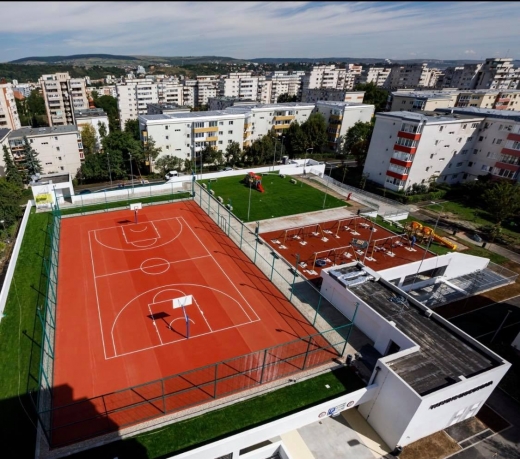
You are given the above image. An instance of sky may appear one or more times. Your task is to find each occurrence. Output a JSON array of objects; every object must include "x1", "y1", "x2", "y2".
[{"x1": 1, "y1": 1, "x2": 519, "y2": 62}]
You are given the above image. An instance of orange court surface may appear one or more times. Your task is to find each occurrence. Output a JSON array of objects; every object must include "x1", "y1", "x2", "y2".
[
  {"x1": 260, "y1": 216, "x2": 435, "y2": 280},
  {"x1": 53, "y1": 200, "x2": 335, "y2": 445}
]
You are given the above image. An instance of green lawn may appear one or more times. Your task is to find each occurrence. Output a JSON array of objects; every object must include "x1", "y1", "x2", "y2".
[
  {"x1": 69, "y1": 367, "x2": 365, "y2": 459},
  {"x1": 200, "y1": 174, "x2": 349, "y2": 222},
  {"x1": 0, "y1": 210, "x2": 50, "y2": 458}
]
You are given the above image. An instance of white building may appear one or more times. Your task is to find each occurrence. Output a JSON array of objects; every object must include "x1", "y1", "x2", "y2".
[
  {"x1": 314, "y1": 101, "x2": 375, "y2": 150},
  {"x1": 219, "y1": 73, "x2": 260, "y2": 100},
  {"x1": 0, "y1": 128, "x2": 11, "y2": 176},
  {"x1": 146, "y1": 103, "x2": 191, "y2": 115},
  {"x1": 267, "y1": 72, "x2": 304, "y2": 103},
  {"x1": 387, "y1": 64, "x2": 437, "y2": 89},
  {"x1": 0, "y1": 83, "x2": 21, "y2": 131},
  {"x1": 7, "y1": 126, "x2": 83, "y2": 177},
  {"x1": 358, "y1": 67, "x2": 392, "y2": 88},
  {"x1": 301, "y1": 88, "x2": 365, "y2": 104},
  {"x1": 363, "y1": 107, "x2": 520, "y2": 191},
  {"x1": 74, "y1": 108, "x2": 109, "y2": 152},
  {"x1": 389, "y1": 91, "x2": 459, "y2": 112},
  {"x1": 344, "y1": 64, "x2": 363, "y2": 90},
  {"x1": 116, "y1": 78, "x2": 159, "y2": 130},
  {"x1": 13, "y1": 83, "x2": 33, "y2": 99},
  {"x1": 475, "y1": 58, "x2": 520, "y2": 90},
  {"x1": 303, "y1": 65, "x2": 347, "y2": 90},
  {"x1": 39, "y1": 73, "x2": 89, "y2": 126}
]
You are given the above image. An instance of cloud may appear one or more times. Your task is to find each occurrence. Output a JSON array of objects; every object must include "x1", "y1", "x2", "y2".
[
  {"x1": 464, "y1": 50, "x2": 477, "y2": 55},
  {"x1": 0, "y1": 2, "x2": 519, "y2": 61}
]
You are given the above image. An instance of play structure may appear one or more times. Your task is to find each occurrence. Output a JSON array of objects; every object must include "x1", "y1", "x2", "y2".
[
  {"x1": 404, "y1": 221, "x2": 457, "y2": 250},
  {"x1": 244, "y1": 172, "x2": 264, "y2": 193}
]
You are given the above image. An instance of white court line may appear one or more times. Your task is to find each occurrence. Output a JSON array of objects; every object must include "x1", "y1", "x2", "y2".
[
  {"x1": 95, "y1": 255, "x2": 211, "y2": 279},
  {"x1": 180, "y1": 216, "x2": 261, "y2": 322},
  {"x1": 147, "y1": 303, "x2": 163, "y2": 345},
  {"x1": 130, "y1": 239, "x2": 158, "y2": 248},
  {"x1": 110, "y1": 283, "x2": 253, "y2": 358},
  {"x1": 128, "y1": 225, "x2": 150, "y2": 233},
  {"x1": 95, "y1": 217, "x2": 181, "y2": 232},
  {"x1": 195, "y1": 297, "x2": 213, "y2": 332},
  {"x1": 122, "y1": 222, "x2": 160, "y2": 243},
  {"x1": 88, "y1": 231, "x2": 108, "y2": 360},
  {"x1": 93, "y1": 218, "x2": 183, "y2": 252},
  {"x1": 106, "y1": 320, "x2": 259, "y2": 359}
]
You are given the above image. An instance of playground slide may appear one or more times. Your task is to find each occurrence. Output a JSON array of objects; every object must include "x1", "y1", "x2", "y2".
[
  {"x1": 432, "y1": 234, "x2": 457, "y2": 250},
  {"x1": 257, "y1": 184, "x2": 265, "y2": 193}
]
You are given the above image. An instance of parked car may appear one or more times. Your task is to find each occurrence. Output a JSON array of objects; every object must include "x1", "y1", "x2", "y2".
[
  {"x1": 218, "y1": 167, "x2": 233, "y2": 172},
  {"x1": 165, "y1": 171, "x2": 179, "y2": 180},
  {"x1": 469, "y1": 233, "x2": 483, "y2": 243}
]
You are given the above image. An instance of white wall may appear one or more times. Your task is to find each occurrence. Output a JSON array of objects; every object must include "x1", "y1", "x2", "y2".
[
  {"x1": 319, "y1": 267, "x2": 418, "y2": 355},
  {"x1": 358, "y1": 362, "x2": 422, "y2": 449},
  {"x1": 76, "y1": 115, "x2": 109, "y2": 150},
  {"x1": 169, "y1": 387, "x2": 373, "y2": 459},
  {"x1": 378, "y1": 252, "x2": 490, "y2": 288}
]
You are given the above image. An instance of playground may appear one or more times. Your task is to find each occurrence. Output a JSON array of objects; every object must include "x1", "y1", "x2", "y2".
[{"x1": 260, "y1": 216, "x2": 456, "y2": 279}]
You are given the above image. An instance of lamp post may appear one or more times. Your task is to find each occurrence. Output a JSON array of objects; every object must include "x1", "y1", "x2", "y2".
[
  {"x1": 129, "y1": 152, "x2": 134, "y2": 192},
  {"x1": 106, "y1": 151, "x2": 112, "y2": 186},
  {"x1": 411, "y1": 201, "x2": 444, "y2": 285},
  {"x1": 272, "y1": 139, "x2": 277, "y2": 172},
  {"x1": 322, "y1": 164, "x2": 332, "y2": 209}
]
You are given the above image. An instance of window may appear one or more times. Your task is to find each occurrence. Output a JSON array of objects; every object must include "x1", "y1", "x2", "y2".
[
  {"x1": 58, "y1": 156, "x2": 62, "y2": 160},
  {"x1": 229, "y1": 121, "x2": 233, "y2": 125},
  {"x1": 166, "y1": 145, "x2": 170, "y2": 149},
  {"x1": 462, "y1": 149, "x2": 468, "y2": 154},
  {"x1": 209, "y1": 121, "x2": 217, "y2": 127},
  {"x1": 45, "y1": 162, "x2": 52, "y2": 165},
  {"x1": 219, "y1": 121, "x2": 224, "y2": 125},
  {"x1": 444, "y1": 145, "x2": 450, "y2": 148},
  {"x1": 448, "y1": 163, "x2": 452, "y2": 168},
  {"x1": 468, "y1": 161, "x2": 473, "y2": 167},
  {"x1": 165, "y1": 126, "x2": 169, "y2": 130},
  {"x1": 54, "y1": 136, "x2": 58, "y2": 140},
  {"x1": 435, "y1": 140, "x2": 440, "y2": 145},
  {"x1": 165, "y1": 136, "x2": 169, "y2": 140},
  {"x1": 56, "y1": 146, "x2": 60, "y2": 151},
  {"x1": 439, "y1": 157, "x2": 445, "y2": 161},
  {"x1": 481, "y1": 165, "x2": 490, "y2": 171},
  {"x1": 496, "y1": 139, "x2": 502, "y2": 145},
  {"x1": 194, "y1": 122, "x2": 204, "y2": 128},
  {"x1": 175, "y1": 129, "x2": 181, "y2": 132},
  {"x1": 449, "y1": 131, "x2": 455, "y2": 135},
  {"x1": 426, "y1": 167, "x2": 430, "y2": 172},
  {"x1": 479, "y1": 136, "x2": 484, "y2": 141},
  {"x1": 462, "y1": 124, "x2": 467, "y2": 129},
  {"x1": 228, "y1": 130, "x2": 233, "y2": 134},
  {"x1": 186, "y1": 134, "x2": 190, "y2": 138},
  {"x1": 228, "y1": 140, "x2": 233, "y2": 144},
  {"x1": 218, "y1": 131, "x2": 223, "y2": 135},
  {"x1": 458, "y1": 138, "x2": 462, "y2": 143},
  {"x1": 468, "y1": 137, "x2": 473, "y2": 141},
  {"x1": 60, "y1": 166, "x2": 64, "y2": 171},
  {"x1": 473, "y1": 149, "x2": 478, "y2": 155},
  {"x1": 456, "y1": 162, "x2": 463, "y2": 167},
  {"x1": 30, "y1": 139, "x2": 34, "y2": 143},
  {"x1": 218, "y1": 140, "x2": 223, "y2": 145},
  {"x1": 439, "y1": 126, "x2": 444, "y2": 132},
  {"x1": 430, "y1": 154, "x2": 434, "y2": 159},
  {"x1": 471, "y1": 123, "x2": 479, "y2": 128}
]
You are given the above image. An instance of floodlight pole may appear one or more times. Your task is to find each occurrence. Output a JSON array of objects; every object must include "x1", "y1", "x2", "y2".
[
  {"x1": 129, "y1": 152, "x2": 134, "y2": 193},
  {"x1": 247, "y1": 179, "x2": 252, "y2": 221},
  {"x1": 411, "y1": 202, "x2": 444, "y2": 286},
  {"x1": 302, "y1": 147, "x2": 313, "y2": 187},
  {"x1": 322, "y1": 165, "x2": 332, "y2": 209},
  {"x1": 272, "y1": 140, "x2": 277, "y2": 172}
]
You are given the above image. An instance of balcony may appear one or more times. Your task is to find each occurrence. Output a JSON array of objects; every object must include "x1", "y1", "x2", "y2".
[
  {"x1": 206, "y1": 136, "x2": 218, "y2": 142},
  {"x1": 329, "y1": 114, "x2": 343, "y2": 121},
  {"x1": 274, "y1": 115, "x2": 295, "y2": 122},
  {"x1": 273, "y1": 123, "x2": 291, "y2": 130},
  {"x1": 194, "y1": 126, "x2": 218, "y2": 133},
  {"x1": 394, "y1": 144, "x2": 417, "y2": 154},
  {"x1": 386, "y1": 170, "x2": 408, "y2": 181},
  {"x1": 507, "y1": 132, "x2": 520, "y2": 142},
  {"x1": 500, "y1": 147, "x2": 520, "y2": 157},
  {"x1": 390, "y1": 157, "x2": 412, "y2": 168},
  {"x1": 244, "y1": 123, "x2": 252, "y2": 131},
  {"x1": 397, "y1": 130, "x2": 421, "y2": 141}
]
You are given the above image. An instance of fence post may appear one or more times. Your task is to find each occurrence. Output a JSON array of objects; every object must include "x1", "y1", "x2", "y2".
[
  {"x1": 227, "y1": 207, "x2": 231, "y2": 236},
  {"x1": 240, "y1": 223, "x2": 244, "y2": 250},
  {"x1": 104, "y1": 191, "x2": 108, "y2": 211},
  {"x1": 259, "y1": 349, "x2": 268, "y2": 384},
  {"x1": 302, "y1": 336, "x2": 313, "y2": 370},
  {"x1": 161, "y1": 379, "x2": 166, "y2": 413},
  {"x1": 213, "y1": 363, "x2": 219, "y2": 398},
  {"x1": 289, "y1": 254, "x2": 299, "y2": 302},
  {"x1": 270, "y1": 252, "x2": 278, "y2": 281}
]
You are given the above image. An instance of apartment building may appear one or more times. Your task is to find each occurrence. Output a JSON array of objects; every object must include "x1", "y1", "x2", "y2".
[
  {"x1": 116, "y1": 78, "x2": 159, "y2": 130},
  {"x1": 357, "y1": 67, "x2": 391, "y2": 87},
  {"x1": 138, "y1": 102, "x2": 315, "y2": 166},
  {"x1": 219, "y1": 73, "x2": 260, "y2": 100},
  {"x1": 196, "y1": 75, "x2": 219, "y2": 106},
  {"x1": 39, "y1": 73, "x2": 89, "y2": 126},
  {"x1": 86, "y1": 85, "x2": 117, "y2": 98},
  {"x1": 74, "y1": 108, "x2": 109, "y2": 151},
  {"x1": 183, "y1": 80, "x2": 197, "y2": 108},
  {"x1": 207, "y1": 97, "x2": 257, "y2": 111},
  {"x1": 387, "y1": 63, "x2": 437, "y2": 89},
  {"x1": 13, "y1": 83, "x2": 33, "y2": 99},
  {"x1": 363, "y1": 107, "x2": 520, "y2": 190},
  {"x1": 266, "y1": 72, "x2": 304, "y2": 103},
  {"x1": 301, "y1": 89, "x2": 365, "y2": 104},
  {"x1": 389, "y1": 91, "x2": 459, "y2": 112},
  {"x1": 0, "y1": 83, "x2": 21, "y2": 130},
  {"x1": 7, "y1": 126, "x2": 83, "y2": 177},
  {"x1": 303, "y1": 65, "x2": 346, "y2": 90},
  {"x1": 344, "y1": 64, "x2": 363, "y2": 90},
  {"x1": 314, "y1": 101, "x2": 375, "y2": 150},
  {"x1": 0, "y1": 128, "x2": 10, "y2": 175},
  {"x1": 475, "y1": 58, "x2": 520, "y2": 90}
]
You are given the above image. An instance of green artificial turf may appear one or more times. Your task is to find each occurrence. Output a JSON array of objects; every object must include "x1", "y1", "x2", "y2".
[
  {"x1": 69, "y1": 367, "x2": 365, "y2": 459},
  {"x1": 200, "y1": 174, "x2": 348, "y2": 222}
]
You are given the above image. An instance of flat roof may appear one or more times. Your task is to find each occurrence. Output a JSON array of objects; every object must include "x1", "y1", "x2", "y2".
[
  {"x1": 435, "y1": 107, "x2": 520, "y2": 122},
  {"x1": 391, "y1": 91, "x2": 457, "y2": 100},
  {"x1": 9, "y1": 125, "x2": 79, "y2": 138},
  {"x1": 31, "y1": 173, "x2": 71, "y2": 185},
  {"x1": 74, "y1": 108, "x2": 107, "y2": 118},
  {"x1": 316, "y1": 101, "x2": 372, "y2": 108},
  {"x1": 380, "y1": 110, "x2": 484, "y2": 123},
  {"x1": 0, "y1": 128, "x2": 11, "y2": 141},
  {"x1": 344, "y1": 272, "x2": 498, "y2": 395}
]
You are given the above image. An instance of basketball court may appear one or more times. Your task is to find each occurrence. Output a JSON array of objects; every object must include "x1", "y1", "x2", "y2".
[
  {"x1": 260, "y1": 216, "x2": 434, "y2": 279},
  {"x1": 53, "y1": 201, "x2": 333, "y2": 444}
]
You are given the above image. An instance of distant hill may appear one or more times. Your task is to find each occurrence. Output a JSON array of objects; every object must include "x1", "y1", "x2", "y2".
[{"x1": 9, "y1": 54, "x2": 249, "y2": 67}]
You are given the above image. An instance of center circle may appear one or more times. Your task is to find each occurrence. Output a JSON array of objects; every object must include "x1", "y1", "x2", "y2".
[{"x1": 140, "y1": 258, "x2": 170, "y2": 275}]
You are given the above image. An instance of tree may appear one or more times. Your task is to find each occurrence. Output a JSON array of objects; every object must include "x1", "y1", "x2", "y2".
[
  {"x1": 342, "y1": 120, "x2": 375, "y2": 167},
  {"x1": 98, "y1": 121, "x2": 108, "y2": 142},
  {"x1": 2, "y1": 145, "x2": 24, "y2": 188},
  {"x1": 155, "y1": 155, "x2": 183, "y2": 175},
  {"x1": 354, "y1": 82, "x2": 389, "y2": 112},
  {"x1": 482, "y1": 181, "x2": 520, "y2": 231},
  {"x1": 225, "y1": 141, "x2": 241, "y2": 165},
  {"x1": 0, "y1": 178, "x2": 23, "y2": 227},
  {"x1": 277, "y1": 93, "x2": 298, "y2": 103},
  {"x1": 285, "y1": 121, "x2": 308, "y2": 158},
  {"x1": 124, "y1": 119, "x2": 140, "y2": 141},
  {"x1": 92, "y1": 94, "x2": 119, "y2": 132},
  {"x1": 142, "y1": 136, "x2": 162, "y2": 173},
  {"x1": 301, "y1": 113, "x2": 328, "y2": 153},
  {"x1": 101, "y1": 130, "x2": 141, "y2": 177},
  {"x1": 80, "y1": 124, "x2": 98, "y2": 155},
  {"x1": 21, "y1": 136, "x2": 42, "y2": 181}
]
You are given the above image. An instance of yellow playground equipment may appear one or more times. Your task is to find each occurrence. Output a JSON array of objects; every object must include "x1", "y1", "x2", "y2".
[{"x1": 404, "y1": 221, "x2": 457, "y2": 250}]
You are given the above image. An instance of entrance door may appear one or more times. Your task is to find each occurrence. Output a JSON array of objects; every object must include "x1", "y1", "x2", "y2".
[{"x1": 386, "y1": 340, "x2": 401, "y2": 356}]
